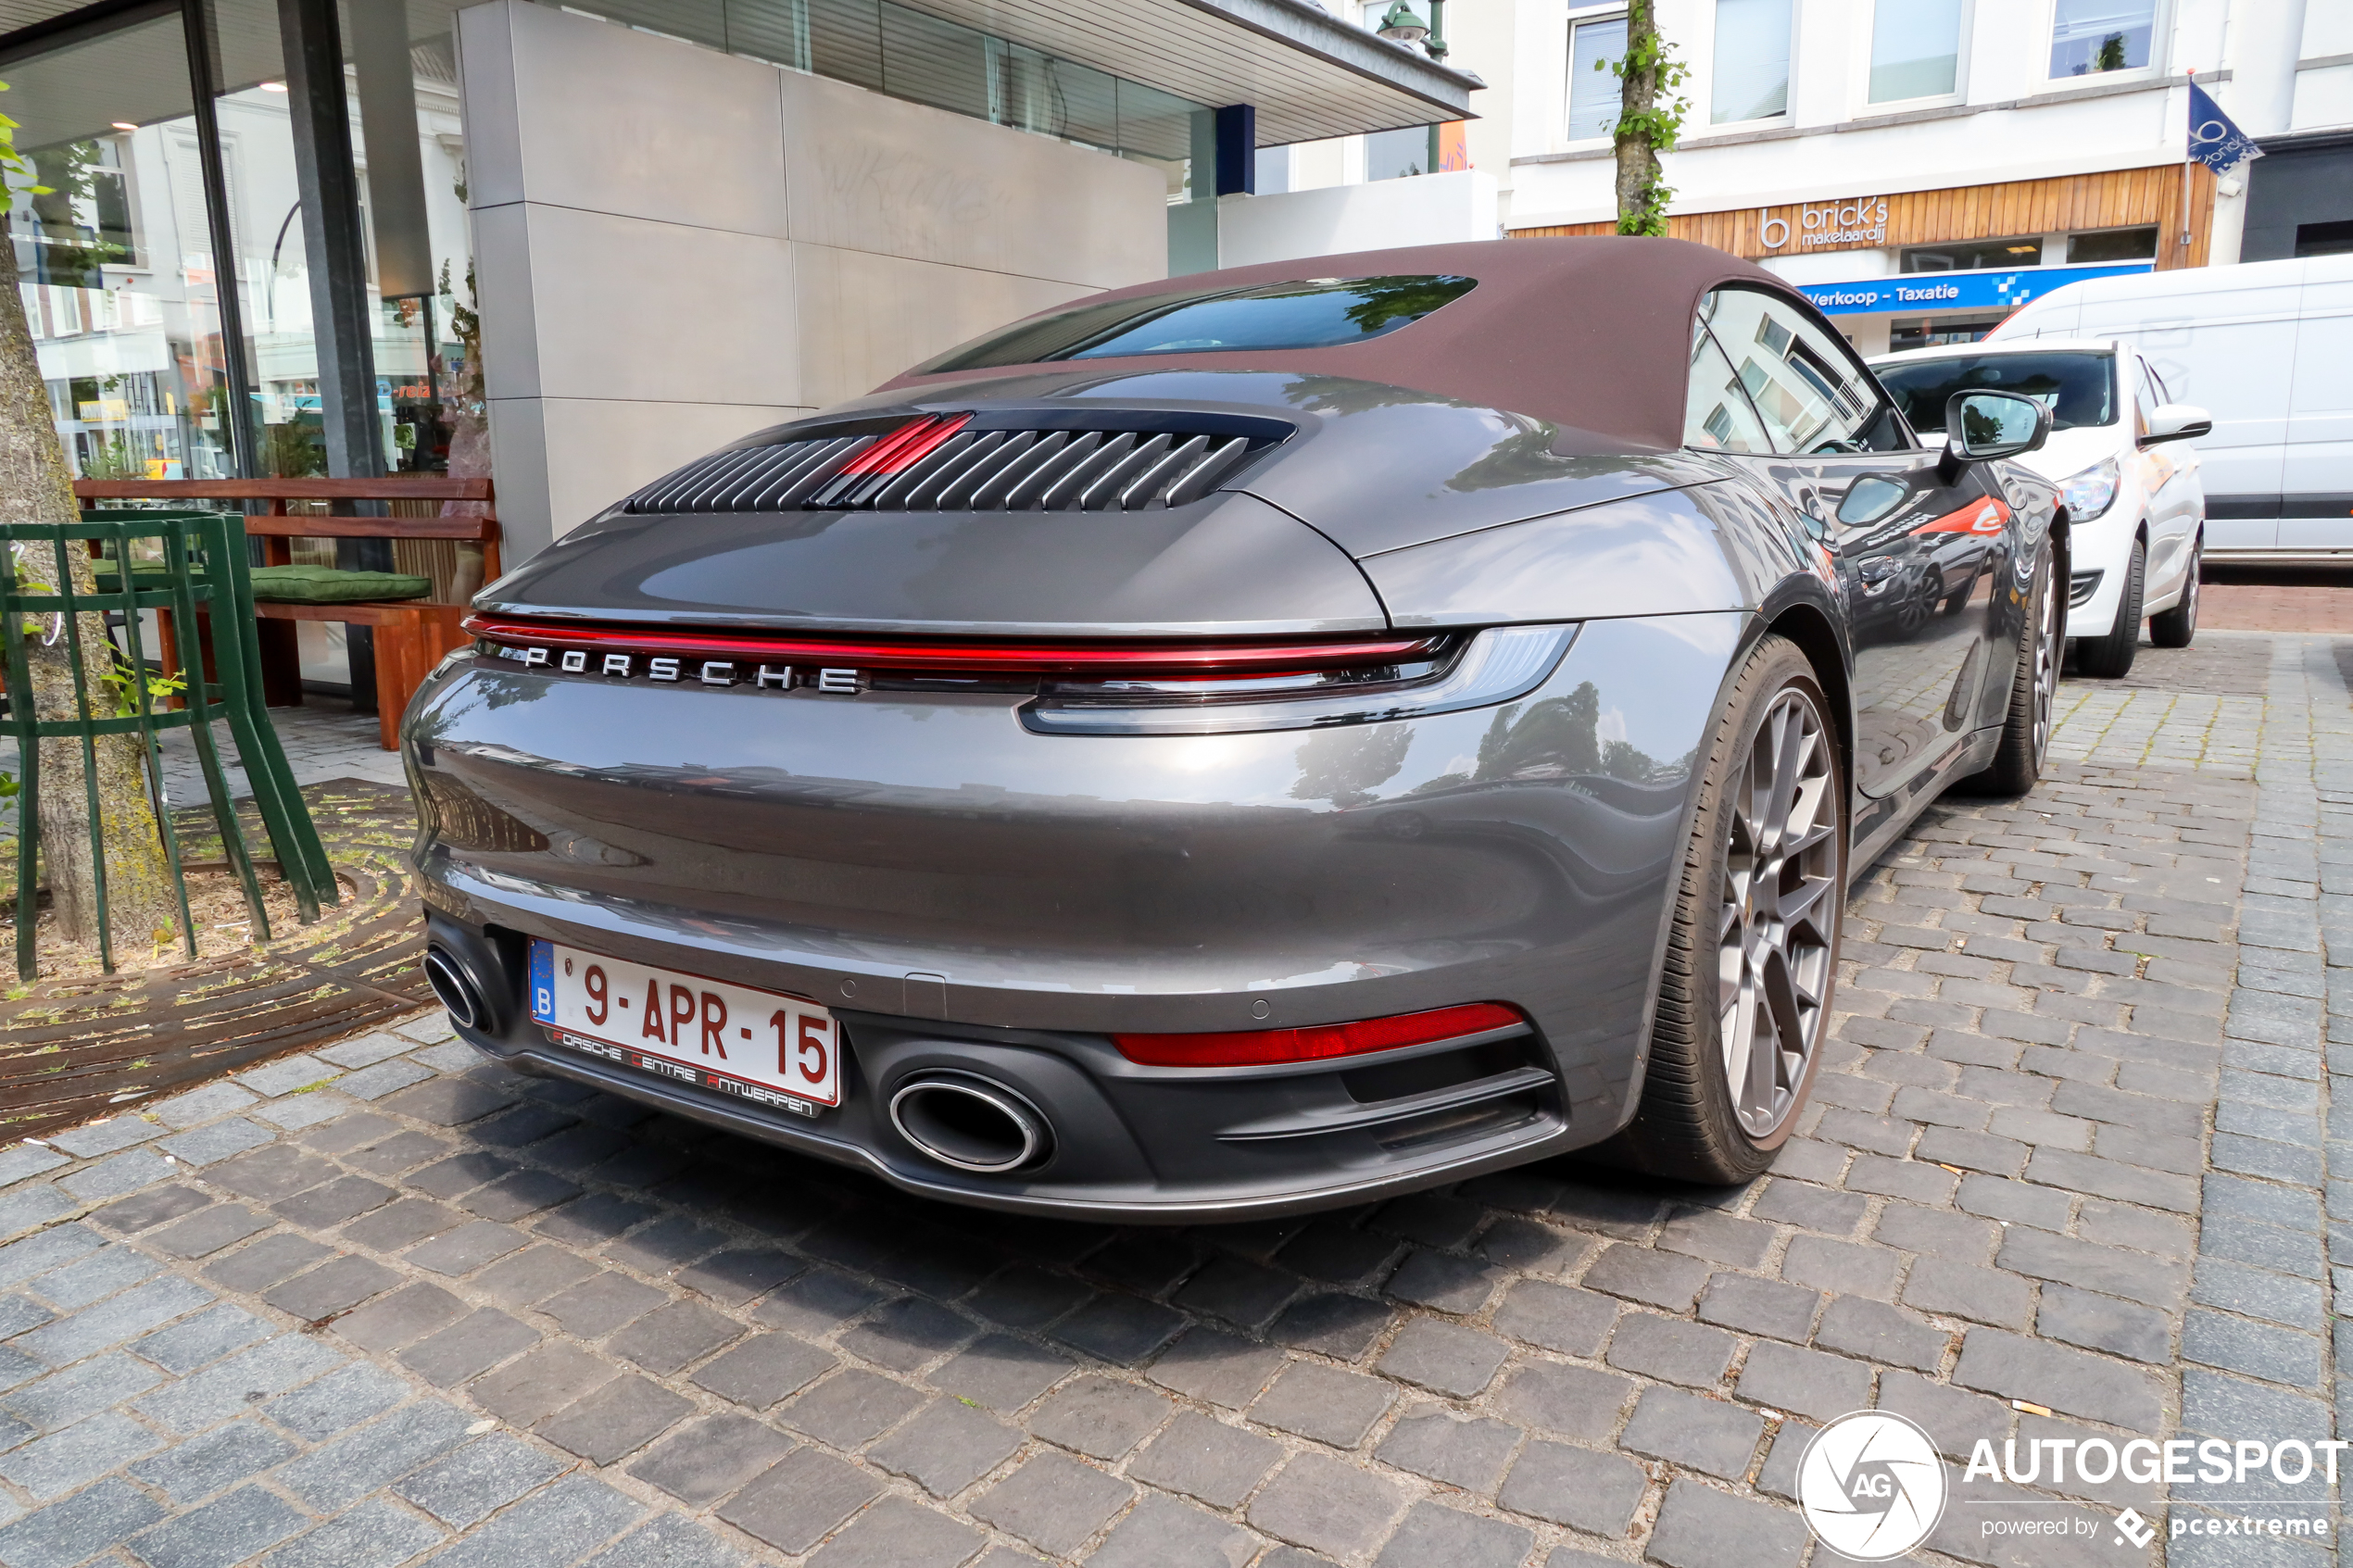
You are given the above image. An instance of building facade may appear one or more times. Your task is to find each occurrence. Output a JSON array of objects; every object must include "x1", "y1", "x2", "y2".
[{"x1": 1409, "y1": 0, "x2": 2353, "y2": 354}]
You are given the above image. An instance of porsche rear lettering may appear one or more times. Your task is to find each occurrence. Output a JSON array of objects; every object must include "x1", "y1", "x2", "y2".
[{"x1": 497, "y1": 643, "x2": 849, "y2": 693}]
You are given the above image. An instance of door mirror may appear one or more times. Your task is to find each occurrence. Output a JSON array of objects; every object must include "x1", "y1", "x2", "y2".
[
  {"x1": 2140, "y1": 402, "x2": 2212, "y2": 446},
  {"x1": 1945, "y1": 390, "x2": 2053, "y2": 460}
]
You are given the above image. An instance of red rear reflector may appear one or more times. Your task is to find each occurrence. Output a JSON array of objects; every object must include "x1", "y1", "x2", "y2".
[
  {"x1": 1113, "y1": 1002, "x2": 1525, "y2": 1068},
  {"x1": 835, "y1": 413, "x2": 971, "y2": 478}
]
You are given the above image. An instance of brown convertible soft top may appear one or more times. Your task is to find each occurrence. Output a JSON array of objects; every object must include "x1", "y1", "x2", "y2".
[{"x1": 880, "y1": 237, "x2": 1790, "y2": 454}]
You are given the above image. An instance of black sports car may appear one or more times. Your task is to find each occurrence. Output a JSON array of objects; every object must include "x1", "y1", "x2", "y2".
[{"x1": 406, "y1": 238, "x2": 2064, "y2": 1220}]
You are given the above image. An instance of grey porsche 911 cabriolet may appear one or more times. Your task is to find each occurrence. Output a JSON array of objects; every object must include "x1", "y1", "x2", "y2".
[{"x1": 406, "y1": 237, "x2": 2065, "y2": 1220}]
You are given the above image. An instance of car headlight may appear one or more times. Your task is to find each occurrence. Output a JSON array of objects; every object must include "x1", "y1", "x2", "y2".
[{"x1": 2057, "y1": 456, "x2": 2120, "y2": 521}]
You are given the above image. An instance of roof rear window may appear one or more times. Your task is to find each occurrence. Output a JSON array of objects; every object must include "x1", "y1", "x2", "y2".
[{"x1": 915, "y1": 275, "x2": 1478, "y2": 372}]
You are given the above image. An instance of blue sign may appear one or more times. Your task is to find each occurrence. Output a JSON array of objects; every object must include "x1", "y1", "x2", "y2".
[{"x1": 1795, "y1": 263, "x2": 2153, "y2": 318}]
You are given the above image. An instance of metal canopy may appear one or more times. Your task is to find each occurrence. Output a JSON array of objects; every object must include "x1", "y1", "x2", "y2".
[
  {"x1": 890, "y1": 0, "x2": 1480, "y2": 144},
  {"x1": 0, "y1": 0, "x2": 1480, "y2": 152}
]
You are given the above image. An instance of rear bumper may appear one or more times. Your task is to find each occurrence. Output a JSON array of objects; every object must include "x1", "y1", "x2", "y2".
[
  {"x1": 405, "y1": 612, "x2": 1746, "y2": 1218},
  {"x1": 431, "y1": 911, "x2": 1597, "y2": 1222}
]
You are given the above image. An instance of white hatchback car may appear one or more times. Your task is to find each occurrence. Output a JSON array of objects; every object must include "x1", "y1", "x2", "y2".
[{"x1": 1870, "y1": 338, "x2": 2210, "y2": 677}]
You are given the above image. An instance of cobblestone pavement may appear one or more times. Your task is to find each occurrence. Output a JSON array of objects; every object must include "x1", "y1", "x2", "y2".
[{"x1": 0, "y1": 637, "x2": 2326, "y2": 1568}]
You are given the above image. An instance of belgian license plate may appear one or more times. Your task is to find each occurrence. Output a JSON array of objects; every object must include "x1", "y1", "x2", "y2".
[{"x1": 528, "y1": 939, "x2": 839, "y2": 1114}]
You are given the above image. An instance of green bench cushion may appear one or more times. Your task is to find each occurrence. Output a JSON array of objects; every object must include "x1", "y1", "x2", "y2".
[
  {"x1": 248, "y1": 566, "x2": 434, "y2": 604},
  {"x1": 89, "y1": 564, "x2": 174, "y2": 592}
]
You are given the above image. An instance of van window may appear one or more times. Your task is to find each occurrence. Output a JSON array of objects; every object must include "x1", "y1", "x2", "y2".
[{"x1": 1873, "y1": 351, "x2": 2116, "y2": 433}]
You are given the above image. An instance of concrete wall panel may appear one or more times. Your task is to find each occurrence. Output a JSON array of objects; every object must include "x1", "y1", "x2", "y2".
[
  {"x1": 453, "y1": 3, "x2": 523, "y2": 211},
  {"x1": 469, "y1": 200, "x2": 539, "y2": 401},
  {"x1": 779, "y1": 71, "x2": 1164, "y2": 287},
  {"x1": 519, "y1": 205, "x2": 801, "y2": 408},
  {"x1": 493, "y1": 1, "x2": 791, "y2": 236},
  {"x1": 792, "y1": 244, "x2": 1091, "y2": 408}
]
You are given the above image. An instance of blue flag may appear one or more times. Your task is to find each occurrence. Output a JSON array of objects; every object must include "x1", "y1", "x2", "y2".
[{"x1": 2188, "y1": 82, "x2": 2264, "y2": 175}]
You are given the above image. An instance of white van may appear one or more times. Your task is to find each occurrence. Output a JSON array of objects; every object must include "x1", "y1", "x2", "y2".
[{"x1": 1987, "y1": 253, "x2": 2353, "y2": 559}]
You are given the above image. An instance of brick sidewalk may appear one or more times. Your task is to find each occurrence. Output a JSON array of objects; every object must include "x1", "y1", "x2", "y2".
[
  {"x1": 2197, "y1": 585, "x2": 2353, "y2": 636},
  {"x1": 0, "y1": 641, "x2": 2311, "y2": 1568}
]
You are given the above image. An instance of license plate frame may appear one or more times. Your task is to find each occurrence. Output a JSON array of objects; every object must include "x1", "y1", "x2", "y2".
[{"x1": 527, "y1": 939, "x2": 841, "y2": 1115}]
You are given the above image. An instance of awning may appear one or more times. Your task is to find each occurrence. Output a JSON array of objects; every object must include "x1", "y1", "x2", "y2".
[
  {"x1": 862, "y1": 0, "x2": 1479, "y2": 144},
  {"x1": 0, "y1": 0, "x2": 1481, "y2": 153}
]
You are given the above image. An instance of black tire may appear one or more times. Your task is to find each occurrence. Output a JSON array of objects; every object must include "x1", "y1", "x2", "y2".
[
  {"x1": 2076, "y1": 536, "x2": 2145, "y2": 678},
  {"x1": 1962, "y1": 536, "x2": 2058, "y2": 798},
  {"x1": 1613, "y1": 634, "x2": 1843, "y2": 1185},
  {"x1": 2149, "y1": 532, "x2": 2200, "y2": 648}
]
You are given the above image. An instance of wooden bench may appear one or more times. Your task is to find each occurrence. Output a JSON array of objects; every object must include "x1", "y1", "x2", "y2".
[{"x1": 73, "y1": 477, "x2": 500, "y2": 751}]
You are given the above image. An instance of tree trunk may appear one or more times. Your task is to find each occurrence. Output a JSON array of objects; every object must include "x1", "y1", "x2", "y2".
[
  {"x1": 0, "y1": 235, "x2": 178, "y2": 951},
  {"x1": 1614, "y1": 0, "x2": 1672, "y2": 235}
]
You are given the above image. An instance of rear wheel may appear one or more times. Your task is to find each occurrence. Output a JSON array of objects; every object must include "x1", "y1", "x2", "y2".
[
  {"x1": 1614, "y1": 635, "x2": 1843, "y2": 1184},
  {"x1": 1962, "y1": 536, "x2": 2058, "y2": 798},
  {"x1": 2149, "y1": 533, "x2": 2200, "y2": 648},
  {"x1": 2076, "y1": 536, "x2": 2145, "y2": 678}
]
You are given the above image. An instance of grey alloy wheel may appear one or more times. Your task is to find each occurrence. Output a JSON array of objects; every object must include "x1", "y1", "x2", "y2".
[
  {"x1": 2030, "y1": 544, "x2": 2060, "y2": 766},
  {"x1": 1717, "y1": 687, "x2": 1839, "y2": 1138}
]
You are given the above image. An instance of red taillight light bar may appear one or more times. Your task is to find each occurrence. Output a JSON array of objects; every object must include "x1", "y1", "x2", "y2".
[
  {"x1": 1113, "y1": 1002, "x2": 1528, "y2": 1068},
  {"x1": 463, "y1": 616, "x2": 1443, "y2": 678}
]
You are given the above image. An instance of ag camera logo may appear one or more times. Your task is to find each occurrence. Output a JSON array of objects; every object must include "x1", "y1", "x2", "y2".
[{"x1": 1799, "y1": 1411, "x2": 1947, "y2": 1561}]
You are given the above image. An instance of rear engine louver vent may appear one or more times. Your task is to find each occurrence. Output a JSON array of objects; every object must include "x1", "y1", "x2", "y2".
[{"x1": 628, "y1": 420, "x2": 1266, "y2": 515}]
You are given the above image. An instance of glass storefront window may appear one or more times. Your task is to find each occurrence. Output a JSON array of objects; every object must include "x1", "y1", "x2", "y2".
[
  {"x1": 1901, "y1": 237, "x2": 2045, "y2": 272},
  {"x1": 2067, "y1": 225, "x2": 2158, "y2": 263},
  {"x1": 1888, "y1": 317, "x2": 2006, "y2": 352},
  {"x1": 4, "y1": 16, "x2": 241, "y2": 481},
  {"x1": 1869, "y1": 0, "x2": 1961, "y2": 103}
]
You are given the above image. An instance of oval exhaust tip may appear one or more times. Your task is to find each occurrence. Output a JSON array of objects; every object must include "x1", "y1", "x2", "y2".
[
  {"x1": 888, "y1": 1074, "x2": 1051, "y2": 1173},
  {"x1": 423, "y1": 947, "x2": 488, "y2": 1033}
]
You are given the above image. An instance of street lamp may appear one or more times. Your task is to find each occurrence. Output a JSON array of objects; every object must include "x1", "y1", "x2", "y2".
[
  {"x1": 1376, "y1": 0, "x2": 1447, "y2": 60},
  {"x1": 1376, "y1": 2, "x2": 1428, "y2": 46}
]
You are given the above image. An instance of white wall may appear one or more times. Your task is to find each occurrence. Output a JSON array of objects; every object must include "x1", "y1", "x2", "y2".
[
  {"x1": 1214, "y1": 170, "x2": 1500, "y2": 267},
  {"x1": 456, "y1": 0, "x2": 1164, "y2": 558}
]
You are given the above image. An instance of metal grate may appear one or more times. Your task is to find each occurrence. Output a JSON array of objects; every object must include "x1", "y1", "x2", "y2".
[{"x1": 628, "y1": 427, "x2": 1261, "y2": 515}]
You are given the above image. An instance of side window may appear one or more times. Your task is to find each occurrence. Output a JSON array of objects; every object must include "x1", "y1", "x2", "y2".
[
  {"x1": 1684, "y1": 320, "x2": 1773, "y2": 452},
  {"x1": 1700, "y1": 287, "x2": 1890, "y2": 454}
]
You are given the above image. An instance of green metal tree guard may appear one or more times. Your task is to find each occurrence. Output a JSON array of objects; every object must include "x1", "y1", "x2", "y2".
[{"x1": 1, "y1": 510, "x2": 337, "y2": 982}]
